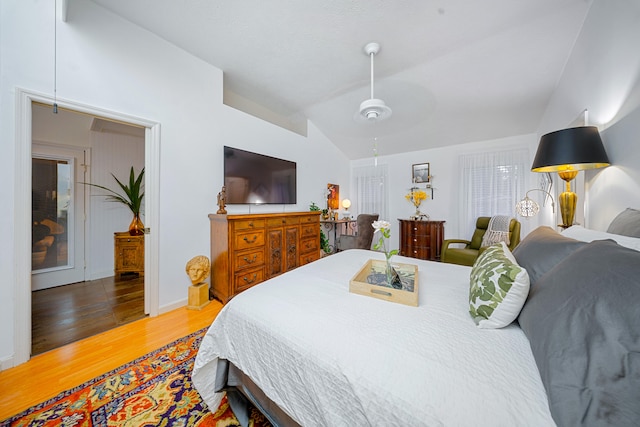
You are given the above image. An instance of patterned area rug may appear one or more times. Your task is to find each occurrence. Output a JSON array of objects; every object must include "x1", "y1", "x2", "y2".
[{"x1": 1, "y1": 328, "x2": 271, "y2": 426}]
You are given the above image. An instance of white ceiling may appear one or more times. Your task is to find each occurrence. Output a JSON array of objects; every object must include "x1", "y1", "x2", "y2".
[{"x1": 89, "y1": 0, "x2": 592, "y2": 159}]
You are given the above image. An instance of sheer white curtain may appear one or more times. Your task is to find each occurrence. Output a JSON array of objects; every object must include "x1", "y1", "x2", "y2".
[
  {"x1": 352, "y1": 164, "x2": 389, "y2": 220},
  {"x1": 459, "y1": 149, "x2": 528, "y2": 237}
]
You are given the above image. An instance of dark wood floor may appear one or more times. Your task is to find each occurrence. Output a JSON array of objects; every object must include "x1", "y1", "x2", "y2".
[{"x1": 31, "y1": 274, "x2": 146, "y2": 356}]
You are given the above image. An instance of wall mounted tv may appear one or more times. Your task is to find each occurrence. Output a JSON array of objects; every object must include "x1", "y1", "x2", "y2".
[{"x1": 223, "y1": 146, "x2": 297, "y2": 205}]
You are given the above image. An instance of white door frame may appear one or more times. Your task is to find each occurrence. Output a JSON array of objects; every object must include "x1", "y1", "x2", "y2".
[{"x1": 14, "y1": 87, "x2": 160, "y2": 365}]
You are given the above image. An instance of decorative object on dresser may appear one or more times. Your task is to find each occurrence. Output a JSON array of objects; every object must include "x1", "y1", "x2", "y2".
[
  {"x1": 440, "y1": 217, "x2": 520, "y2": 267},
  {"x1": 216, "y1": 186, "x2": 227, "y2": 214},
  {"x1": 398, "y1": 219, "x2": 445, "y2": 261},
  {"x1": 186, "y1": 255, "x2": 211, "y2": 310},
  {"x1": 114, "y1": 232, "x2": 144, "y2": 277},
  {"x1": 405, "y1": 187, "x2": 429, "y2": 220},
  {"x1": 531, "y1": 126, "x2": 609, "y2": 227},
  {"x1": 209, "y1": 212, "x2": 320, "y2": 302}
]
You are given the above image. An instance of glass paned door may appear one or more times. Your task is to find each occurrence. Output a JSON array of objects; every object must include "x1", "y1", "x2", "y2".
[
  {"x1": 32, "y1": 145, "x2": 86, "y2": 290},
  {"x1": 32, "y1": 158, "x2": 71, "y2": 270}
]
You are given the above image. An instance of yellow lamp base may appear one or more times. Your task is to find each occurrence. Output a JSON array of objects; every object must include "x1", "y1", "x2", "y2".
[{"x1": 558, "y1": 190, "x2": 577, "y2": 227}]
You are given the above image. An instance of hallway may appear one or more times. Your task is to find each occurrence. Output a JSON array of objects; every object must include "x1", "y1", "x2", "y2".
[{"x1": 31, "y1": 274, "x2": 145, "y2": 355}]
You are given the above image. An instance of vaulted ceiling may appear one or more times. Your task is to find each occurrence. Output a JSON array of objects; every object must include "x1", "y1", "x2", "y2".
[{"x1": 89, "y1": 0, "x2": 592, "y2": 159}]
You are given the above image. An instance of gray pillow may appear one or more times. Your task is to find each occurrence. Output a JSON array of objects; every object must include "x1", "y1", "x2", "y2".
[
  {"x1": 518, "y1": 240, "x2": 640, "y2": 427},
  {"x1": 511, "y1": 226, "x2": 586, "y2": 287},
  {"x1": 607, "y1": 208, "x2": 640, "y2": 237}
]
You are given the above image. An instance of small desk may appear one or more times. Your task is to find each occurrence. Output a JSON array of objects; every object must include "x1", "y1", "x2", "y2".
[{"x1": 320, "y1": 219, "x2": 357, "y2": 253}]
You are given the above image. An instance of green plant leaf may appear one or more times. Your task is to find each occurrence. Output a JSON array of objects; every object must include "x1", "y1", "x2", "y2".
[{"x1": 81, "y1": 166, "x2": 144, "y2": 215}]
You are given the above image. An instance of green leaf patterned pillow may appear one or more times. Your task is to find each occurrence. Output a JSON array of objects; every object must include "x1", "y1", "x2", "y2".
[{"x1": 469, "y1": 241, "x2": 530, "y2": 328}]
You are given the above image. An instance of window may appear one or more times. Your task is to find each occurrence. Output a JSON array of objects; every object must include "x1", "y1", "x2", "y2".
[
  {"x1": 352, "y1": 164, "x2": 389, "y2": 220},
  {"x1": 459, "y1": 149, "x2": 528, "y2": 236}
]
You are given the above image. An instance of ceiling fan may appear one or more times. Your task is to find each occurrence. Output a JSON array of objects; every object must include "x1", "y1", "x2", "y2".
[{"x1": 358, "y1": 42, "x2": 392, "y2": 122}]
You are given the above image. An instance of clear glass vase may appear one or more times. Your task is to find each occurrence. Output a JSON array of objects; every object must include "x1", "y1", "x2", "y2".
[{"x1": 385, "y1": 256, "x2": 395, "y2": 286}]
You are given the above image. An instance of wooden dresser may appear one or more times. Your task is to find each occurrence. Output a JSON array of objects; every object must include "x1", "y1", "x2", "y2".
[
  {"x1": 114, "y1": 232, "x2": 144, "y2": 277},
  {"x1": 398, "y1": 219, "x2": 445, "y2": 261},
  {"x1": 210, "y1": 211, "x2": 321, "y2": 302}
]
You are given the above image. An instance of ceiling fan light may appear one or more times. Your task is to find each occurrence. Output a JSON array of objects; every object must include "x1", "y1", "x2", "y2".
[
  {"x1": 356, "y1": 42, "x2": 392, "y2": 123},
  {"x1": 359, "y1": 98, "x2": 392, "y2": 121}
]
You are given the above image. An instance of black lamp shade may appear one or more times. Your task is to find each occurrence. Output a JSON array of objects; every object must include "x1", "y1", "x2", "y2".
[{"x1": 531, "y1": 126, "x2": 610, "y2": 172}]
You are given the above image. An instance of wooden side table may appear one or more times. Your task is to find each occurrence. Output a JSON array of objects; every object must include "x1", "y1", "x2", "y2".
[
  {"x1": 398, "y1": 219, "x2": 445, "y2": 261},
  {"x1": 114, "y1": 232, "x2": 144, "y2": 277}
]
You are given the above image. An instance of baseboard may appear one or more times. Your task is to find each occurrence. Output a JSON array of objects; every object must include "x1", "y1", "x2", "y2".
[
  {"x1": 159, "y1": 298, "x2": 187, "y2": 314},
  {"x1": 0, "y1": 354, "x2": 15, "y2": 371},
  {"x1": 89, "y1": 270, "x2": 115, "y2": 281}
]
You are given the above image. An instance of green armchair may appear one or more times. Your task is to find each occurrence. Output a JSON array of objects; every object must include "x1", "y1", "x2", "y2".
[{"x1": 441, "y1": 217, "x2": 521, "y2": 266}]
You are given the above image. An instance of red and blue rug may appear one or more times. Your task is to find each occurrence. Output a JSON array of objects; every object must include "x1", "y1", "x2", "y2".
[{"x1": 1, "y1": 328, "x2": 271, "y2": 426}]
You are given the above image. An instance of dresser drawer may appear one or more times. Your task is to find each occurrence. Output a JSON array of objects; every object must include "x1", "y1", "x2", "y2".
[
  {"x1": 233, "y1": 219, "x2": 265, "y2": 232},
  {"x1": 234, "y1": 267, "x2": 264, "y2": 292},
  {"x1": 409, "y1": 235, "x2": 431, "y2": 245},
  {"x1": 267, "y1": 216, "x2": 300, "y2": 227},
  {"x1": 300, "y1": 236, "x2": 319, "y2": 254},
  {"x1": 235, "y1": 230, "x2": 265, "y2": 250},
  {"x1": 300, "y1": 215, "x2": 319, "y2": 224},
  {"x1": 300, "y1": 251, "x2": 320, "y2": 265},
  {"x1": 300, "y1": 224, "x2": 318, "y2": 238},
  {"x1": 234, "y1": 249, "x2": 265, "y2": 270}
]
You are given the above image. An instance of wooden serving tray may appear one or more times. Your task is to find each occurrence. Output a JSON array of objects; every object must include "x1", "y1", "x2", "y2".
[{"x1": 349, "y1": 259, "x2": 419, "y2": 306}]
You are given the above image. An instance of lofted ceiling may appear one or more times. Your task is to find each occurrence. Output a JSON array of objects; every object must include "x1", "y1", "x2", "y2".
[{"x1": 89, "y1": 0, "x2": 592, "y2": 159}]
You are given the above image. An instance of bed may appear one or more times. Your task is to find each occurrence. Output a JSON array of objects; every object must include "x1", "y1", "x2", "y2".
[
  {"x1": 192, "y1": 210, "x2": 640, "y2": 427},
  {"x1": 193, "y1": 249, "x2": 553, "y2": 426}
]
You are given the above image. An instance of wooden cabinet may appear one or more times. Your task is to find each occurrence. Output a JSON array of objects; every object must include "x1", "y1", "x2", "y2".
[
  {"x1": 210, "y1": 212, "x2": 321, "y2": 303},
  {"x1": 114, "y1": 232, "x2": 144, "y2": 277},
  {"x1": 398, "y1": 219, "x2": 445, "y2": 261}
]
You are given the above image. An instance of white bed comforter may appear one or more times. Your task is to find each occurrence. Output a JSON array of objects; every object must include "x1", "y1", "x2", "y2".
[{"x1": 192, "y1": 249, "x2": 555, "y2": 426}]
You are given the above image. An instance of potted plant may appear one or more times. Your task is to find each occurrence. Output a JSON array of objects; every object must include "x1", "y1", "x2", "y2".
[
  {"x1": 320, "y1": 230, "x2": 331, "y2": 255},
  {"x1": 84, "y1": 167, "x2": 145, "y2": 235}
]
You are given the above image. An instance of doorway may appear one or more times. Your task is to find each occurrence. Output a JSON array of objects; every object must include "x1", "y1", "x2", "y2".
[
  {"x1": 14, "y1": 88, "x2": 161, "y2": 366},
  {"x1": 30, "y1": 104, "x2": 147, "y2": 354}
]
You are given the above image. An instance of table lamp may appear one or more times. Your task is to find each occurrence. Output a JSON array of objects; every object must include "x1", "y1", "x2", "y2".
[
  {"x1": 531, "y1": 126, "x2": 609, "y2": 227},
  {"x1": 342, "y1": 199, "x2": 352, "y2": 219}
]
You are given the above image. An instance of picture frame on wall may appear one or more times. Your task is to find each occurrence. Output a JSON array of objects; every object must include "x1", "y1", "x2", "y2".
[
  {"x1": 327, "y1": 183, "x2": 340, "y2": 210},
  {"x1": 412, "y1": 163, "x2": 430, "y2": 183}
]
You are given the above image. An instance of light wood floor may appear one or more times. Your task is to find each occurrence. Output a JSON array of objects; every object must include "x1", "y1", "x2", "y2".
[{"x1": 0, "y1": 301, "x2": 223, "y2": 421}]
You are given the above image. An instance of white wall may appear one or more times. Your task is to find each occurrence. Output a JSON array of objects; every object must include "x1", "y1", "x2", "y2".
[
  {"x1": 0, "y1": 0, "x2": 348, "y2": 368},
  {"x1": 88, "y1": 131, "x2": 145, "y2": 279},
  {"x1": 537, "y1": 0, "x2": 640, "y2": 230}
]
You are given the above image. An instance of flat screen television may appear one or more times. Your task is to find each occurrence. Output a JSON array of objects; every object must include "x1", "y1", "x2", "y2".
[{"x1": 223, "y1": 146, "x2": 297, "y2": 204}]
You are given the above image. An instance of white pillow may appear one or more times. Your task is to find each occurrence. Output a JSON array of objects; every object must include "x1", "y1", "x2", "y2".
[
  {"x1": 469, "y1": 241, "x2": 531, "y2": 329},
  {"x1": 561, "y1": 225, "x2": 640, "y2": 252}
]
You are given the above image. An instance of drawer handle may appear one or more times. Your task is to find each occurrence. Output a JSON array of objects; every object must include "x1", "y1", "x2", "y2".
[
  {"x1": 288, "y1": 244, "x2": 296, "y2": 253},
  {"x1": 243, "y1": 235, "x2": 258, "y2": 244},
  {"x1": 248, "y1": 222, "x2": 254, "y2": 228},
  {"x1": 243, "y1": 255, "x2": 258, "y2": 264},
  {"x1": 243, "y1": 274, "x2": 258, "y2": 284},
  {"x1": 413, "y1": 239, "x2": 417, "y2": 242}
]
